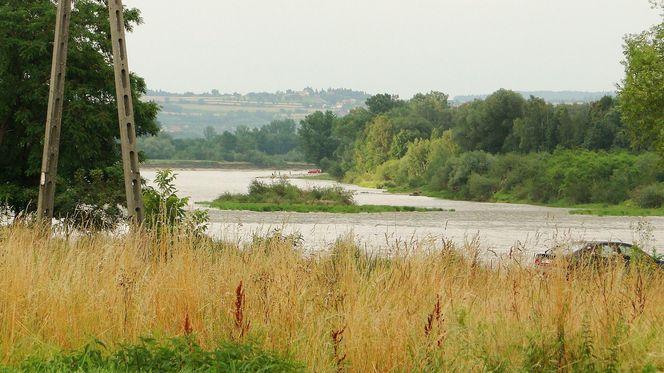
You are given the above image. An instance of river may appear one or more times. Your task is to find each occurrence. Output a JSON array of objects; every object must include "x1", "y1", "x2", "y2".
[{"x1": 143, "y1": 169, "x2": 664, "y2": 256}]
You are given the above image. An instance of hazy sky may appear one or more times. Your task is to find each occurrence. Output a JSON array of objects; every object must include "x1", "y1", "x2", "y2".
[{"x1": 122, "y1": 0, "x2": 661, "y2": 98}]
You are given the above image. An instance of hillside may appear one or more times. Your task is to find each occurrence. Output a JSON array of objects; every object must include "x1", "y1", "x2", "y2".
[{"x1": 143, "y1": 88, "x2": 369, "y2": 138}]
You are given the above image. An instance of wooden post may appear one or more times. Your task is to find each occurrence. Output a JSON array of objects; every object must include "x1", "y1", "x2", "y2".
[
  {"x1": 108, "y1": 0, "x2": 145, "y2": 224},
  {"x1": 37, "y1": 0, "x2": 73, "y2": 222}
]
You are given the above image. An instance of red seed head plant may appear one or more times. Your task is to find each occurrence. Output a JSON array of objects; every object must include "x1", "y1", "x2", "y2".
[
  {"x1": 234, "y1": 281, "x2": 250, "y2": 340},
  {"x1": 424, "y1": 295, "x2": 441, "y2": 338},
  {"x1": 424, "y1": 295, "x2": 446, "y2": 352},
  {"x1": 183, "y1": 312, "x2": 193, "y2": 336},
  {"x1": 330, "y1": 326, "x2": 347, "y2": 372}
]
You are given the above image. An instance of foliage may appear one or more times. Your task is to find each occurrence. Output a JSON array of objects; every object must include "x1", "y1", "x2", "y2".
[
  {"x1": 458, "y1": 89, "x2": 525, "y2": 153},
  {"x1": 16, "y1": 337, "x2": 301, "y2": 372},
  {"x1": 270, "y1": 83, "x2": 664, "y2": 210},
  {"x1": 635, "y1": 183, "x2": 664, "y2": 208},
  {"x1": 377, "y1": 149, "x2": 664, "y2": 208},
  {"x1": 365, "y1": 93, "x2": 404, "y2": 114},
  {"x1": 56, "y1": 164, "x2": 127, "y2": 231},
  {"x1": 619, "y1": 17, "x2": 664, "y2": 153},
  {"x1": 297, "y1": 111, "x2": 338, "y2": 164},
  {"x1": 216, "y1": 179, "x2": 354, "y2": 206},
  {"x1": 0, "y1": 0, "x2": 159, "y2": 216},
  {"x1": 143, "y1": 169, "x2": 208, "y2": 235}
]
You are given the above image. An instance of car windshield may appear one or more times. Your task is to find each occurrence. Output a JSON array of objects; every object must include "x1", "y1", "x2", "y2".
[
  {"x1": 597, "y1": 244, "x2": 618, "y2": 258},
  {"x1": 618, "y1": 244, "x2": 634, "y2": 258}
]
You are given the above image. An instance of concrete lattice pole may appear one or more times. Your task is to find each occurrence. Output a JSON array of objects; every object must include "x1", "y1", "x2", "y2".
[
  {"x1": 37, "y1": 0, "x2": 73, "y2": 221},
  {"x1": 108, "y1": 0, "x2": 145, "y2": 224}
]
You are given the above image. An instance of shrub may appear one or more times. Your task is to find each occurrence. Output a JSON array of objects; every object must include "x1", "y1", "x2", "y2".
[
  {"x1": 635, "y1": 183, "x2": 664, "y2": 208},
  {"x1": 467, "y1": 173, "x2": 498, "y2": 201},
  {"x1": 143, "y1": 169, "x2": 209, "y2": 235}
]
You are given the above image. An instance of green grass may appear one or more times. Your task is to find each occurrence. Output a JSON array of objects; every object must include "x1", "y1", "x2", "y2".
[
  {"x1": 384, "y1": 185, "x2": 664, "y2": 217},
  {"x1": 6, "y1": 336, "x2": 301, "y2": 372},
  {"x1": 206, "y1": 179, "x2": 446, "y2": 213},
  {"x1": 568, "y1": 203, "x2": 664, "y2": 216},
  {"x1": 206, "y1": 201, "x2": 443, "y2": 213},
  {"x1": 292, "y1": 173, "x2": 338, "y2": 181}
]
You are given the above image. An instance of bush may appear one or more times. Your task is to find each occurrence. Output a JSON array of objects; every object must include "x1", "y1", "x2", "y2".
[
  {"x1": 467, "y1": 173, "x2": 498, "y2": 201},
  {"x1": 143, "y1": 170, "x2": 209, "y2": 235},
  {"x1": 446, "y1": 151, "x2": 493, "y2": 191},
  {"x1": 635, "y1": 183, "x2": 664, "y2": 208},
  {"x1": 222, "y1": 179, "x2": 355, "y2": 206}
]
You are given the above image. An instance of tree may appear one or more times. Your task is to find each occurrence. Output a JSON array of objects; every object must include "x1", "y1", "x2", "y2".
[
  {"x1": 255, "y1": 119, "x2": 298, "y2": 155},
  {"x1": 298, "y1": 111, "x2": 338, "y2": 165},
  {"x1": 0, "y1": 0, "x2": 159, "y2": 216},
  {"x1": 365, "y1": 93, "x2": 404, "y2": 115},
  {"x1": 454, "y1": 90, "x2": 525, "y2": 153},
  {"x1": 619, "y1": 7, "x2": 664, "y2": 153},
  {"x1": 410, "y1": 91, "x2": 453, "y2": 130},
  {"x1": 509, "y1": 96, "x2": 555, "y2": 153}
]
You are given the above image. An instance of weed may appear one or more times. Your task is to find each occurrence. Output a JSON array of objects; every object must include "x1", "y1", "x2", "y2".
[
  {"x1": 330, "y1": 326, "x2": 347, "y2": 372},
  {"x1": 234, "y1": 281, "x2": 250, "y2": 341}
]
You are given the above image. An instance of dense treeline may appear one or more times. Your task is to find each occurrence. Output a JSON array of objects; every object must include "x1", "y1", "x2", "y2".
[
  {"x1": 142, "y1": 119, "x2": 303, "y2": 167},
  {"x1": 296, "y1": 90, "x2": 664, "y2": 208}
]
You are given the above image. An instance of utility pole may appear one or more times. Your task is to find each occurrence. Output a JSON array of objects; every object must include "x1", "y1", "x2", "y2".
[
  {"x1": 37, "y1": 0, "x2": 73, "y2": 221},
  {"x1": 109, "y1": 0, "x2": 145, "y2": 224},
  {"x1": 37, "y1": 0, "x2": 145, "y2": 225}
]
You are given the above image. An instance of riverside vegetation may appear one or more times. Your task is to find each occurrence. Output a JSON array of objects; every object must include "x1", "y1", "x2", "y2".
[
  {"x1": 207, "y1": 179, "x2": 444, "y2": 213},
  {"x1": 3, "y1": 2, "x2": 663, "y2": 220},
  {"x1": 0, "y1": 223, "x2": 663, "y2": 371}
]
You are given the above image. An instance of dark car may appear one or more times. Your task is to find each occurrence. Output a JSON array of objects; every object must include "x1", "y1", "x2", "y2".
[{"x1": 535, "y1": 241, "x2": 664, "y2": 269}]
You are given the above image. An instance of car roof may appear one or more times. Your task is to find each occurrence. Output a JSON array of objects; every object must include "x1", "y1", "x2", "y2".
[{"x1": 579, "y1": 241, "x2": 632, "y2": 246}]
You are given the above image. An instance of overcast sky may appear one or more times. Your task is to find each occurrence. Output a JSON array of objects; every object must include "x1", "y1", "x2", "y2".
[{"x1": 122, "y1": 0, "x2": 661, "y2": 98}]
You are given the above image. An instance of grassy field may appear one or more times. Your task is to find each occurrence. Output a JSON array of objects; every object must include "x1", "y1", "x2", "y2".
[
  {"x1": 0, "y1": 224, "x2": 663, "y2": 371},
  {"x1": 207, "y1": 180, "x2": 445, "y2": 214}
]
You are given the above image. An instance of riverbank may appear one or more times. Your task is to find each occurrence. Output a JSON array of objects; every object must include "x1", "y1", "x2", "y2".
[
  {"x1": 142, "y1": 168, "x2": 664, "y2": 251},
  {"x1": 369, "y1": 184, "x2": 664, "y2": 217},
  {"x1": 143, "y1": 164, "x2": 664, "y2": 216},
  {"x1": 144, "y1": 159, "x2": 315, "y2": 170},
  {"x1": 1, "y1": 225, "x2": 662, "y2": 371}
]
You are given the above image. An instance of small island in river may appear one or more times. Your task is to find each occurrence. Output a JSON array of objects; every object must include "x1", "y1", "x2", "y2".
[{"x1": 204, "y1": 179, "x2": 448, "y2": 213}]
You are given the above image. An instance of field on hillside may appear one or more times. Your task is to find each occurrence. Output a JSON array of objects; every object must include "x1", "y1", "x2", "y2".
[{"x1": 0, "y1": 225, "x2": 663, "y2": 371}]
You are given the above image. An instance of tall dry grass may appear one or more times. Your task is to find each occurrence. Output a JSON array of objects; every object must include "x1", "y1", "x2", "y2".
[{"x1": 0, "y1": 224, "x2": 663, "y2": 371}]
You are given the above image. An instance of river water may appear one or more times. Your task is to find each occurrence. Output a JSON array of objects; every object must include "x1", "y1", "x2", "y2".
[{"x1": 143, "y1": 169, "x2": 664, "y2": 256}]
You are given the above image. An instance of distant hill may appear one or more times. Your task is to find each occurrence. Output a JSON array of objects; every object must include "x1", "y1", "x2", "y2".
[
  {"x1": 143, "y1": 88, "x2": 369, "y2": 138},
  {"x1": 453, "y1": 91, "x2": 615, "y2": 105}
]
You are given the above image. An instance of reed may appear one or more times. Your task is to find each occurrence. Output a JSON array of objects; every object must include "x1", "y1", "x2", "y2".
[{"x1": 0, "y1": 224, "x2": 662, "y2": 371}]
